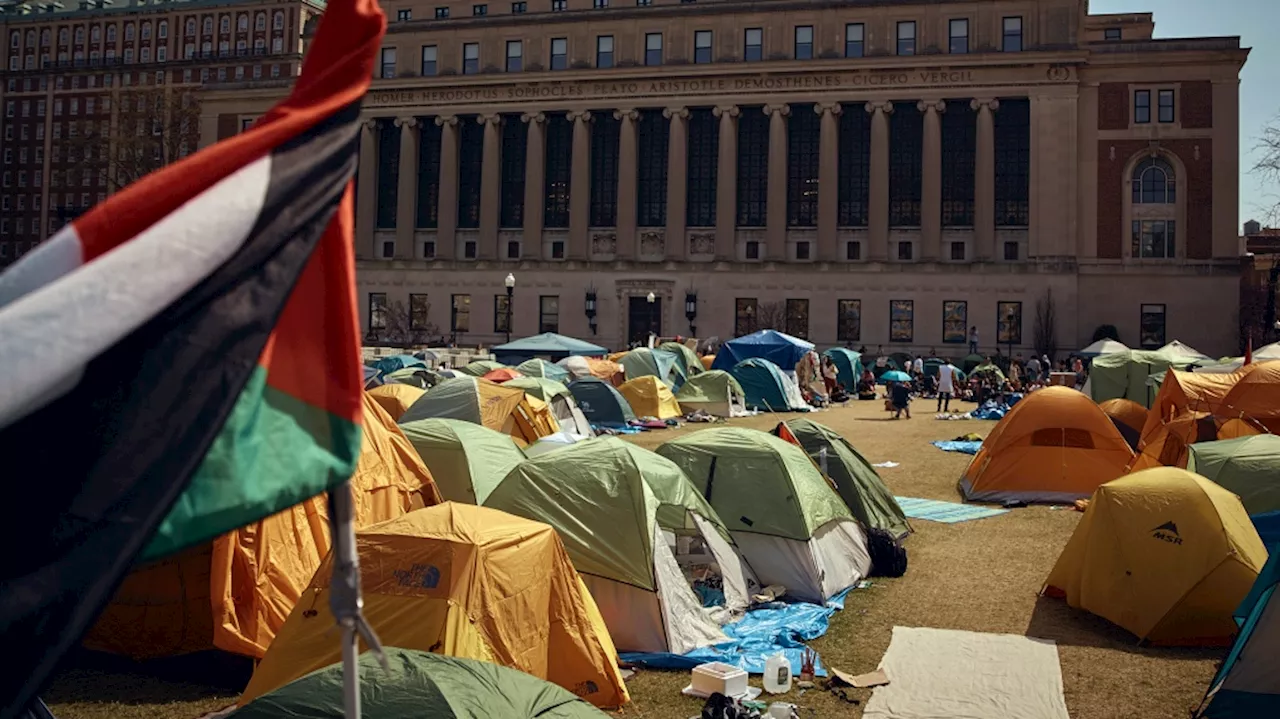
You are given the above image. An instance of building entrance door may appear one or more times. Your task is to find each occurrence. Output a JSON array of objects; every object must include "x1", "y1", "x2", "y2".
[{"x1": 628, "y1": 296, "x2": 661, "y2": 346}]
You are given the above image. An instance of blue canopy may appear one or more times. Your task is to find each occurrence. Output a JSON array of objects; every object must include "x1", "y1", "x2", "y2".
[
  {"x1": 491, "y1": 332, "x2": 608, "y2": 364},
  {"x1": 712, "y1": 330, "x2": 815, "y2": 372},
  {"x1": 730, "y1": 358, "x2": 806, "y2": 411}
]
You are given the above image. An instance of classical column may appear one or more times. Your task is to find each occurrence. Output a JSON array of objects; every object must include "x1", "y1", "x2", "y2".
[
  {"x1": 972, "y1": 98, "x2": 1000, "y2": 261},
  {"x1": 478, "y1": 114, "x2": 502, "y2": 260},
  {"x1": 615, "y1": 108, "x2": 638, "y2": 259},
  {"x1": 664, "y1": 106, "x2": 689, "y2": 261},
  {"x1": 764, "y1": 104, "x2": 789, "y2": 261},
  {"x1": 866, "y1": 102, "x2": 893, "y2": 261},
  {"x1": 356, "y1": 118, "x2": 378, "y2": 260},
  {"x1": 521, "y1": 112, "x2": 546, "y2": 260},
  {"x1": 816, "y1": 102, "x2": 842, "y2": 262},
  {"x1": 435, "y1": 114, "x2": 459, "y2": 260},
  {"x1": 393, "y1": 116, "x2": 419, "y2": 259},
  {"x1": 567, "y1": 110, "x2": 592, "y2": 260},
  {"x1": 918, "y1": 100, "x2": 945, "y2": 261},
  {"x1": 713, "y1": 105, "x2": 739, "y2": 261}
]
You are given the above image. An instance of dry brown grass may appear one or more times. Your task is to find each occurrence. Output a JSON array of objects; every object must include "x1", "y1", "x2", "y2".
[{"x1": 45, "y1": 399, "x2": 1222, "y2": 719}]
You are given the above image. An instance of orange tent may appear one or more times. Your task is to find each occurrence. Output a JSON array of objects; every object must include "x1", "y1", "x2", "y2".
[
  {"x1": 588, "y1": 357, "x2": 626, "y2": 386},
  {"x1": 1129, "y1": 414, "x2": 1263, "y2": 472},
  {"x1": 84, "y1": 395, "x2": 441, "y2": 659},
  {"x1": 366, "y1": 382, "x2": 425, "y2": 421},
  {"x1": 1140, "y1": 369, "x2": 1245, "y2": 444},
  {"x1": 1099, "y1": 397, "x2": 1148, "y2": 450},
  {"x1": 701, "y1": 354, "x2": 715, "y2": 370},
  {"x1": 960, "y1": 387, "x2": 1134, "y2": 504},
  {"x1": 1220, "y1": 361, "x2": 1280, "y2": 429},
  {"x1": 482, "y1": 367, "x2": 524, "y2": 383}
]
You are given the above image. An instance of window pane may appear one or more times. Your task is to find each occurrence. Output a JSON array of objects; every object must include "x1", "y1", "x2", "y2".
[
  {"x1": 787, "y1": 103, "x2": 819, "y2": 227},
  {"x1": 1158, "y1": 90, "x2": 1175, "y2": 123},
  {"x1": 897, "y1": 22, "x2": 915, "y2": 55},
  {"x1": 1003, "y1": 16, "x2": 1023, "y2": 52},
  {"x1": 845, "y1": 23, "x2": 864, "y2": 58},
  {"x1": 890, "y1": 300, "x2": 913, "y2": 342},
  {"x1": 1135, "y1": 90, "x2": 1151, "y2": 123},
  {"x1": 950, "y1": 19, "x2": 968, "y2": 54},
  {"x1": 837, "y1": 300, "x2": 861, "y2": 341},
  {"x1": 795, "y1": 26, "x2": 812, "y2": 59},
  {"x1": 745, "y1": 28, "x2": 762, "y2": 61}
]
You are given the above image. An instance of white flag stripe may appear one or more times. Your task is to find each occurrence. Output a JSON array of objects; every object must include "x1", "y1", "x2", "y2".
[
  {"x1": 0, "y1": 227, "x2": 83, "y2": 310},
  {"x1": 0, "y1": 154, "x2": 274, "y2": 430}
]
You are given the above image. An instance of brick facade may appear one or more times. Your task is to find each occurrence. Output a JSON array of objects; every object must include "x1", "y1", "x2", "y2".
[
  {"x1": 1098, "y1": 82, "x2": 1130, "y2": 130},
  {"x1": 1096, "y1": 139, "x2": 1213, "y2": 259},
  {"x1": 1180, "y1": 80, "x2": 1213, "y2": 129}
]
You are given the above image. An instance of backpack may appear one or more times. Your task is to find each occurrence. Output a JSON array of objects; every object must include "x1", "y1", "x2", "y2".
[{"x1": 866, "y1": 527, "x2": 908, "y2": 578}]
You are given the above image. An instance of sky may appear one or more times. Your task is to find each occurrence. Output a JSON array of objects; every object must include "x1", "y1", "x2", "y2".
[{"x1": 1091, "y1": 0, "x2": 1278, "y2": 227}]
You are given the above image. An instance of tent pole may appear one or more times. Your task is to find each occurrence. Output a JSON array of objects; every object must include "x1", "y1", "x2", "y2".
[{"x1": 328, "y1": 481, "x2": 387, "y2": 719}]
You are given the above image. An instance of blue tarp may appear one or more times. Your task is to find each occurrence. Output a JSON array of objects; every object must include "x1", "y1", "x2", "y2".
[
  {"x1": 712, "y1": 330, "x2": 814, "y2": 372},
  {"x1": 492, "y1": 332, "x2": 608, "y2": 364},
  {"x1": 731, "y1": 358, "x2": 806, "y2": 411},
  {"x1": 932, "y1": 440, "x2": 982, "y2": 454},
  {"x1": 371, "y1": 354, "x2": 426, "y2": 375},
  {"x1": 618, "y1": 588, "x2": 852, "y2": 676},
  {"x1": 969, "y1": 400, "x2": 1010, "y2": 420}
]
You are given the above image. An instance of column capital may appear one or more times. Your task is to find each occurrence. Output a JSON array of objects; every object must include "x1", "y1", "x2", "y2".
[
  {"x1": 712, "y1": 105, "x2": 739, "y2": 118},
  {"x1": 814, "y1": 102, "x2": 843, "y2": 116},
  {"x1": 434, "y1": 114, "x2": 458, "y2": 127},
  {"x1": 477, "y1": 113, "x2": 502, "y2": 126},
  {"x1": 763, "y1": 103, "x2": 790, "y2": 117},
  {"x1": 865, "y1": 101, "x2": 895, "y2": 115},
  {"x1": 393, "y1": 116, "x2": 418, "y2": 128},
  {"x1": 662, "y1": 106, "x2": 689, "y2": 120},
  {"x1": 566, "y1": 109, "x2": 593, "y2": 122},
  {"x1": 361, "y1": 117, "x2": 381, "y2": 130},
  {"x1": 613, "y1": 108, "x2": 639, "y2": 121},
  {"x1": 916, "y1": 100, "x2": 947, "y2": 114},
  {"x1": 521, "y1": 111, "x2": 546, "y2": 124},
  {"x1": 971, "y1": 98, "x2": 1001, "y2": 112}
]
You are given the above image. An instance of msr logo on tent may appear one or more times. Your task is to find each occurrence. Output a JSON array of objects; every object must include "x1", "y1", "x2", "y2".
[{"x1": 1152, "y1": 521, "x2": 1183, "y2": 545}]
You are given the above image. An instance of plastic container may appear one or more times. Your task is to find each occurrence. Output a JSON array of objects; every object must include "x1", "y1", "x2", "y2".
[
  {"x1": 690, "y1": 661, "x2": 749, "y2": 699},
  {"x1": 763, "y1": 653, "x2": 793, "y2": 694}
]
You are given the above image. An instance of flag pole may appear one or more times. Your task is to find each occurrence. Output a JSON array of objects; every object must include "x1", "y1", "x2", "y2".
[{"x1": 328, "y1": 481, "x2": 387, "y2": 719}]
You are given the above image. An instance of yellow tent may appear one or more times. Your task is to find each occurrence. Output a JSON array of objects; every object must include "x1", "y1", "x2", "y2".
[
  {"x1": 1043, "y1": 467, "x2": 1268, "y2": 645},
  {"x1": 618, "y1": 376, "x2": 682, "y2": 419},
  {"x1": 84, "y1": 395, "x2": 441, "y2": 659},
  {"x1": 366, "y1": 382, "x2": 425, "y2": 421},
  {"x1": 240, "y1": 503, "x2": 630, "y2": 709},
  {"x1": 400, "y1": 376, "x2": 559, "y2": 447}
]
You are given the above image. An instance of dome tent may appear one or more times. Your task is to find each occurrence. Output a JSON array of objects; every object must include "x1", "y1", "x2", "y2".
[
  {"x1": 618, "y1": 347, "x2": 687, "y2": 390},
  {"x1": 823, "y1": 348, "x2": 863, "y2": 392},
  {"x1": 1098, "y1": 397, "x2": 1148, "y2": 451},
  {"x1": 399, "y1": 418, "x2": 527, "y2": 504},
  {"x1": 711, "y1": 329, "x2": 813, "y2": 372},
  {"x1": 1195, "y1": 551, "x2": 1280, "y2": 718},
  {"x1": 485, "y1": 438, "x2": 757, "y2": 655},
  {"x1": 1188, "y1": 434, "x2": 1280, "y2": 519},
  {"x1": 659, "y1": 341, "x2": 705, "y2": 378},
  {"x1": 516, "y1": 357, "x2": 571, "y2": 383},
  {"x1": 239, "y1": 503, "x2": 629, "y2": 709},
  {"x1": 676, "y1": 370, "x2": 747, "y2": 417},
  {"x1": 730, "y1": 358, "x2": 808, "y2": 411},
  {"x1": 619, "y1": 376, "x2": 683, "y2": 419},
  {"x1": 459, "y1": 359, "x2": 508, "y2": 377},
  {"x1": 657, "y1": 427, "x2": 871, "y2": 603},
  {"x1": 366, "y1": 382, "x2": 426, "y2": 421},
  {"x1": 400, "y1": 376, "x2": 558, "y2": 446},
  {"x1": 567, "y1": 376, "x2": 636, "y2": 427},
  {"x1": 507, "y1": 376, "x2": 593, "y2": 437}
]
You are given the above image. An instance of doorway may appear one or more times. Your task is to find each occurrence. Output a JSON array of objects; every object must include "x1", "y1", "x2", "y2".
[{"x1": 628, "y1": 296, "x2": 662, "y2": 346}]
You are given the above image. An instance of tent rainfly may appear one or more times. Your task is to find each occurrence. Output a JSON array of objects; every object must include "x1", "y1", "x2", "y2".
[
  {"x1": 492, "y1": 332, "x2": 609, "y2": 364},
  {"x1": 710, "y1": 330, "x2": 815, "y2": 372},
  {"x1": 399, "y1": 418, "x2": 528, "y2": 504}
]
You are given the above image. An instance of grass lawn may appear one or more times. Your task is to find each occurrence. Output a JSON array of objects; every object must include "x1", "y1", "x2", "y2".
[{"x1": 45, "y1": 398, "x2": 1223, "y2": 719}]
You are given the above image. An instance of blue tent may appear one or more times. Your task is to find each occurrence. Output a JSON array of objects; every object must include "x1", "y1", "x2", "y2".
[
  {"x1": 1196, "y1": 551, "x2": 1279, "y2": 718},
  {"x1": 371, "y1": 354, "x2": 427, "y2": 375},
  {"x1": 730, "y1": 358, "x2": 806, "y2": 411},
  {"x1": 362, "y1": 365, "x2": 383, "y2": 389},
  {"x1": 711, "y1": 330, "x2": 814, "y2": 372},
  {"x1": 823, "y1": 348, "x2": 863, "y2": 392},
  {"x1": 566, "y1": 377, "x2": 636, "y2": 427},
  {"x1": 492, "y1": 332, "x2": 608, "y2": 365}
]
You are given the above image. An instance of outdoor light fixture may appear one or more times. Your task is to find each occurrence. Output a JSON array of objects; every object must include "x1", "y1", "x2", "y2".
[
  {"x1": 646, "y1": 292, "x2": 657, "y2": 342},
  {"x1": 685, "y1": 291, "x2": 698, "y2": 337},
  {"x1": 503, "y1": 273, "x2": 515, "y2": 343},
  {"x1": 646, "y1": 291, "x2": 656, "y2": 303},
  {"x1": 585, "y1": 286, "x2": 598, "y2": 335}
]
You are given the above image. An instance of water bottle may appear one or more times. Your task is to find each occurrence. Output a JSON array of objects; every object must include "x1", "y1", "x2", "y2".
[{"x1": 763, "y1": 653, "x2": 792, "y2": 694}]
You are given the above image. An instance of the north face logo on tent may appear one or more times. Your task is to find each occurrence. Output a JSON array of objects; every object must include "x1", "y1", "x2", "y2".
[{"x1": 1152, "y1": 521, "x2": 1183, "y2": 545}]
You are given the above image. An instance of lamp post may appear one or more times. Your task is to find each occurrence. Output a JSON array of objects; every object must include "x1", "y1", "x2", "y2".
[
  {"x1": 504, "y1": 273, "x2": 515, "y2": 343},
  {"x1": 646, "y1": 291, "x2": 657, "y2": 344},
  {"x1": 685, "y1": 291, "x2": 698, "y2": 337}
]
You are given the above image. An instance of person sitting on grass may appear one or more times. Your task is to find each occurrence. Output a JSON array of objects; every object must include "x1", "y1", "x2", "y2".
[{"x1": 890, "y1": 380, "x2": 912, "y2": 419}]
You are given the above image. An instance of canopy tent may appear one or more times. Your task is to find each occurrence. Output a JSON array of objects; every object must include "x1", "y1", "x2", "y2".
[
  {"x1": 558, "y1": 355, "x2": 625, "y2": 385},
  {"x1": 675, "y1": 370, "x2": 747, "y2": 417},
  {"x1": 1160, "y1": 340, "x2": 1211, "y2": 362},
  {"x1": 1087, "y1": 348, "x2": 1200, "y2": 407},
  {"x1": 366, "y1": 382, "x2": 426, "y2": 421},
  {"x1": 400, "y1": 376, "x2": 559, "y2": 446},
  {"x1": 399, "y1": 418, "x2": 528, "y2": 504},
  {"x1": 239, "y1": 503, "x2": 629, "y2": 709},
  {"x1": 371, "y1": 353, "x2": 428, "y2": 375},
  {"x1": 823, "y1": 348, "x2": 864, "y2": 392},
  {"x1": 1078, "y1": 338, "x2": 1130, "y2": 358},
  {"x1": 459, "y1": 359, "x2": 508, "y2": 377},
  {"x1": 483, "y1": 367, "x2": 524, "y2": 383},
  {"x1": 618, "y1": 376, "x2": 683, "y2": 420},
  {"x1": 84, "y1": 395, "x2": 441, "y2": 660},
  {"x1": 1098, "y1": 397, "x2": 1148, "y2": 451},
  {"x1": 657, "y1": 427, "x2": 871, "y2": 603},
  {"x1": 233, "y1": 649, "x2": 610, "y2": 719},
  {"x1": 568, "y1": 377, "x2": 637, "y2": 427},
  {"x1": 710, "y1": 330, "x2": 814, "y2": 372},
  {"x1": 1196, "y1": 551, "x2": 1280, "y2": 718},
  {"x1": 485, "y1": 439, "x2": 757, "y2": 655},
  {"x1": 777, "y1": 420, "x2": 910, "y2": 540},
  {"x1": 506, "y1": 376, "x2": 592, "y2": 436},
  {"x1": 659, "y1": 341, "x2": 705, "y2": 378},
  {"x1": 1188, "y1": 435, "x2": 1280, "y2": 519},
  {"x1": 618, "y1": 347, "x2": 687, "y2": 390},
  {"x1": 1129, "y1": 414, "x2": 1262, "y2": 473},
  {"x1": 492, "y1": 332, "x2": 609, "y2": 364},
  {"x1": 515, "y1": 357, "x2": 572, "y2": 383},
  {"x1": 1044, "y1": 468, "x2": 1268, "y2": 646},
  {"x1": 959, "y1": 386, "x2": 1134, "y2": 504},
  {"x1": 730, "y1": 358, "x2": 809, "y2": 411}
]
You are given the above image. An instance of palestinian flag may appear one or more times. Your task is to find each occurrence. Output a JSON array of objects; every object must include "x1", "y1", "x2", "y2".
[{"x1": 0, "y1": 0, "x2": 384, "y2": 715}]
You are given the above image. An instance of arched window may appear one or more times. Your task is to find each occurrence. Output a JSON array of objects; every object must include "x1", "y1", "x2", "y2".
[
  {"x1": 186, "y1": 19, "x2": 196, "y2": 35},
  {"x1": 40, "y1": 29, "x2": 50, "y2": 46},
  {"x1": 75, "y1": 27, "x2": 84, "y2": 43},
  {"x1": 256, "y1": 12, "x2": 266, "y2": 30},
  {"x1": 274, "y1": 11, "x2": 285, "y2": 30},
  {"x1": 141, "y1": 22, "x2": 151, "y2": 40},
  {"x1": 10, "y1": 31, "x2": 19, "y2": 46},
  {"x1": 203, "y1": 18, "x2": 213, "y2": 35},
  {"x1": 25, "y1": 30, "x2": 35, "y2": 45},
  {"x1": 90, "y1": 26, "x2": 99, "y2": 42},
  {"x1": 159, "y1": 21, "x2": 168, "y2": 39},
  {"x1": 124, "y1": 24, "x2": 134, "y2": 41},
  {"x1": 1132, "y1": 157, "x2": 1175, "y2": 204},
  {"x1": 220, "y1": 16, "x2": 231, "y2": 33},
  {"x1": 59, "y1": 28, "x2": 69, "y2": 45},
  {"x1": 238, "y1": 14, "x2": 248, "y2": 31}
]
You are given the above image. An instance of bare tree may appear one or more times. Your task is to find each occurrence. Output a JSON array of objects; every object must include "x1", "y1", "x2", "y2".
[
  {"x1": 365, "y1": 300, "x2": 438, "y2": 348},
  {"x1": 1034, "y1": 289, "x2": 1058, "y2": 361},
  {"x1": 72, "y1": 85, "x2": 202, "y2": 194},
  {"x1": 1253, "y1": 116, "x2": 1280, "y2": 225},
  {"x1": 755, "y1": 301, "x2": 786, "y2": 331}
]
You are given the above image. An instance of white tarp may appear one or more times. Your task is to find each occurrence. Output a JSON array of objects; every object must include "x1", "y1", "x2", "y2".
[{"x1": 731, "y1": 520, "x2": 869, "y2": 604}]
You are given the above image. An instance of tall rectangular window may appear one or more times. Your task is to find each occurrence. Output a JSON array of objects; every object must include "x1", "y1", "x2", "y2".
[
  {"x1": 890, "y1": 300, "x2": 913, "y2": 342},
  {"x1": 735, "y1": 298, "x2": 758, "y2": 336},
  {"x1": 544, "y1": 114, "x2": 572, "y2": 227},
  {"x1": 845, "y1": 23, "x2": 864, "y2": 58},
  {"x1": 837, "y1": 300, "x2": 861, "y2": 342},
  {"x1": 941, "y1": 100, "x2": 976, "y2": 226},
  {"x1": 794, "y1": 25, "x2": 813, "y2": 60},
  {"x1": 375, "y1": 120, "x2": 399, "y2": 228},
  {"x1": 645, "y1": 32, "x2": 662, "y2": 66},
  {"x1": 505, "y1": 40, "x2": 522, "y2": 72},
  {"x1": 417, "y1": 119, "x2": 442, "y2": 228},
  {"x1": 997, "y1": 301, "x2": 1022, "y2": 347},
  {"x1": 539, "y1": 296, "x2": 559, "y2": 333},
  {"x1": 1139, "y1": 304, "x2": 1166, "y2": 349},
  {"x1": 409, "y1": 294, "x2": 431, "y2": 331},
  {"x1": 943, "y1": 301, "x2": 967, "y2": 344},
  {"x1": 787, "y1": 103, "x2": 819, "y2": 227},
  {"x1": 744, "y1": 28, "x2": 762, "y2": 61},
  {"x1": 1131, "y1": 220, "x2": 1176, "y2": 258},
  {"x1": 421, "y1": 45, "x2": 437, "y2": 75},
  {"x1": 1002, "y1": 16, "x2": 1023, "y2": 52},
  {"x1": 1158, "y1": 89, "x2": 1175, "y2": 123},
  {"x1": 457, "y1": 120, "x2": 484, "y2": 228},
  {"x1": 786, "y1": 299, "x2": 809, "y2": 340},
  {"x1": 838, "y1": 104, "x2": 870, "y2": 227},
  {"x1": 694, "y1": 30, "x2": 712, "y2": 64},
  {"x1": 550, "y1": 37, "x2": 567, "y2": 69},
  {"x1": 596, "y1": 35, "x2": 614, "y2": 68},
  {"x1": 368, "y1": 293, "x2": 388, "y2": 330},
  {"x1": 637, "y1": 109, "x2": 669, "y2": 226},
  {"x1": 949, "y1": 18, "x2": 968, "y2": 54},
  {"x1": 379, "y1": 47, "x2": 396, "y2": 78},
  {"x1": 737, "y1": 109, "x2": 768, "y2": 226},
  {"x1": 994, "y1": 99, "x2": 1030, "y2": 227},
  {"x1": 500, "y1": 116, "x2": 526, "y2": 228},
  {"x1": 589, "y1": 113, "x2": 620, "y2": 226},
  {"x1": 494, "y1": 295, "x2": 511, "y2": 334},
  {"x1": 897, "y1": 21, "x2": 916, "y2": 56},
  {"x1": 889, "y1": 101, "x2": 922, "y2": 226},
  {"x1": 686, "y1": 109, "x2": 718, "y2": 227},
  {"x1": 451, "y1": 294, "x2": 471, "y2": 333},
  {"x1": 462, "y1": 42, "x2": 479, "y2": 74},
  {"x1": 1134, "y1": 89, "x2": 1151, "y2": 124}
]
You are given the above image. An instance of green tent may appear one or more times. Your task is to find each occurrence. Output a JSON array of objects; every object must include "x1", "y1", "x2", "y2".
[
  {"x1": 970, "y1": 361, "x2": 1006, "y2": 382},
  {"x1": 658, "y1": 341, "x2": 704, "y2": 378},
  {"x1": 780, "y1": 419, "x2": 910, "y2": 540},
  {"x1": 961, "y1": 353, "x2": 986, "y2": 374},
  {"x1": 459, "y1": 359, "x2": 507, "y2": 377},
  {"x1": 1088, "y1": 349, "x2": 1197, "y2": 407},
  {"x1": 1187, "y1": 434, "x2": 1280, "y2": 517},
  {"x1": 230, "y1": 648, "x2": 607, "y2": 719},
  {"x1": 674, "y1": 370, "x2": 745, "y2": 417},
  {"x1": 618, "y1": 348, "x2": 686, "y2": 389},
  {"x1": 383, "y1": 367, "x2": 443, "y2": 389},
  {"x1": 506, "y1": 376, "x2": 572, "y2": 403},
  {"x1": 399, "y1": 418, "x2": 526, "y2": 504},
  {"x1": 823, "y1": 347, "x2": 864, "y2": 391},
  {"x1": 515, "y1": 358, "x2": 571, "y2": 383}
]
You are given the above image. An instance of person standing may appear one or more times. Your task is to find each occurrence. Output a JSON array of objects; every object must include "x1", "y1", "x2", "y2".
[
  {"x1": 821, "y1": 355, "x2": 839, "y2": 396},
  {"x1": 890, "y1": 380, "x2": 912, "y2": 419},
  {"x1": 1026, "y1": 354, "x2": 1042, "y2": 384},
  {"x1": 968, "y1": 326, "x2": 979, "y2": 354},
  {"x1": 912, "y1": 354, "x2": 924, "y2": 377},
  {"x1": 936, "y1": 359, "x2": 957, "y2": 412}
]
